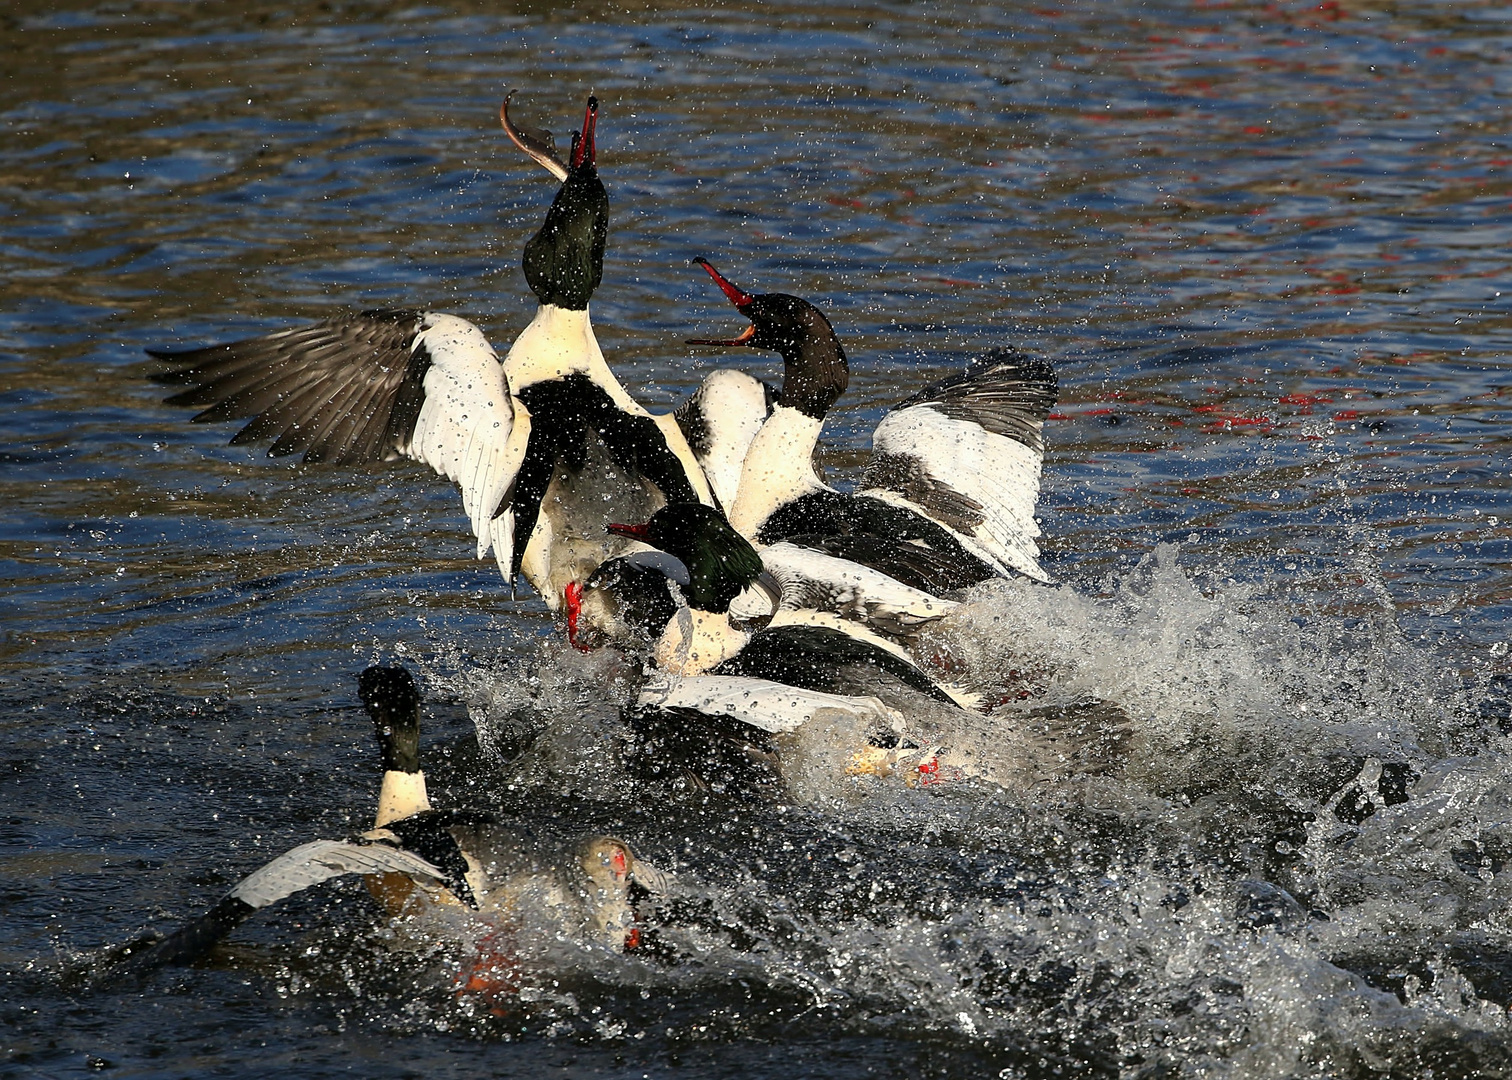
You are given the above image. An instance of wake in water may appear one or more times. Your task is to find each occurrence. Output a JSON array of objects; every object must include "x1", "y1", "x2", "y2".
[{"x1": 426, "y1": 543, "x2": 1512, "y2": 1077}]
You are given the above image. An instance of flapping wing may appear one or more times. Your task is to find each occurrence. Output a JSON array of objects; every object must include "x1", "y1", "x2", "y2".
[
  {"x1": 152, "y1": 308, "x2": 430, "y2": 464},
  {"x1": 152, "y1": 310, "x2": 524, "y2": 571},
  {"x1": 673, "y1": 369, "x2": 777, "y2": 512},
  {"x1": 119, "y1": 838, "x2": 448, "y2": 975},
  {"x1": 400, "y1": 314, "x2": 527, "y2": 571},
  {"x1": 860, "y1": 349, "x2": 1056, "y2": 583}
]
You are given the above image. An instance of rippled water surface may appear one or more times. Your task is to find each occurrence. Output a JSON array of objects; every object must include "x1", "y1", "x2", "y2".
[{"x1": 6, "y1": 1, "x2": 1512, "y2": 1077}]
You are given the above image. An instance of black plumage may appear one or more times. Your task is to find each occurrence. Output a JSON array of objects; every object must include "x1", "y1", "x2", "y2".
[
  {"x1": 714, "y1": 623, "x2": 958, "y2": 706},
  {"x1": 775, "y1": 532, "x2": 983, "y2": 596},
  {"x1": 513, "y1": 373, "x2": 703, "y2": 576},
  {"x1": 756, "y1": 490, "x2": 999, "y2": 590}
]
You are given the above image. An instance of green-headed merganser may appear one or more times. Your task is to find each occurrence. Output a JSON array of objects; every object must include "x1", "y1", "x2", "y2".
[
  {"x1": 601, "y1": 504, "x2": 978, "y2": 708},
  {"x1": 149, "y1": 96, "x2": 748, "y2": 610},
  {"x1": 576, "y1": 505, "x2": 1131, "y2": 791},
  {"x1": 492, "y1": 95, "x2": 721, "y2": 601}
]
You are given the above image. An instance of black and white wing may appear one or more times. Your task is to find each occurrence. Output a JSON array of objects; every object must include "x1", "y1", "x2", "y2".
[
  {"x1": 754, "y1": 541, "x2": 958, "y2": 640},
  {"x1": 118, "y1": 838, "x2": 448, "y2": 975},
  {"x1": 151, "y1": 309, "x2": 525, "y2": 576},
  {"x1": 859, "y1": 349, "x2": 1056, "y2": 583}
]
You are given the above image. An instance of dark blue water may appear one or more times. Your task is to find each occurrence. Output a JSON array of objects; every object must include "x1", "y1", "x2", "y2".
[{"x1": 5, "y1": 2, "x2": 1512, "y2": 1077}]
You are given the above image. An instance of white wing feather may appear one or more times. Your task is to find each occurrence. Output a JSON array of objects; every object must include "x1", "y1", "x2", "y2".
[
  {"x1": 759, "y1": 541, "x2": 959, "y2": 636},
  {"x1": 400, "y1": 314, "x2": 528, "y2": 574},
  {"x1": 865, "y1": 406, "x2": 1049, "y2": 582},
  {"x1": 230, "y1": 839, "x2": 447, "y2": 910},
  {"x1": 638, "y1": 673, "x2": 906, "y2": 735}
]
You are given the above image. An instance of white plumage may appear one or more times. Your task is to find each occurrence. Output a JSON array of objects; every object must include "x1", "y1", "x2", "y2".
[
  {"x1": 230, "y1": 838, "x2": 449, "y2": 910},
  {"x1": 744, "y1": 541, "x2": 961, "y2": 635},
  {"x1": 400, "y1": 314, "x2": 528, "y2": 574},
  {"x1": 674, "y1": 368, "x2": 774, "y2": 512},
  {"x1": 638, "y1": 672, "x2": 906, "y2": 735},
  {"x1": 726, "y1": 406, "x2": 825, "y2": 537},
  {"x1": 865, "y1": 404, "x2": 1048, "y2": 582}
]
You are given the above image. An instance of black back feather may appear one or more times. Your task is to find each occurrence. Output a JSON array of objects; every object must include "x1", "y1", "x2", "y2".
[{"x1": 715, "y1": 624, "x2": 957, "y2": 706}]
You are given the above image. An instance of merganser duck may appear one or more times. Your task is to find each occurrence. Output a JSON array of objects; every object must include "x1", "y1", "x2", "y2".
[
  {"x1": 149, "y1": 95, "x2": 726, "y2": 610},
  {"x1": 601, "y1": 504, "x2": 978, "y2": 711},
  {"x1": 115, "y1": 665, "x2": 657, "y2": 979},
  {"x1": 576, "y1": 506, "x2": 1130, "y2": 792},
  {"x1": 493, "y1": 95, "x2": 720, "y2": 600},
  {"x1": 688, "y1": 258, "x2": 1057, "y2": 595}
]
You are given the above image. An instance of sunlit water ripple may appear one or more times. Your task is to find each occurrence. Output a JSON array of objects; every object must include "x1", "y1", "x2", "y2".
[{"x1": 4, "y1": 2, "x2": 1512, "y2": 1077}]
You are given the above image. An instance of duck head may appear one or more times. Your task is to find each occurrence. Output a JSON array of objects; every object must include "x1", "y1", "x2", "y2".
[
  {"x1": 501, "y1": 93, "x2": 608, "y2": 310},
  {"x1": 607, "y1": 503, "x2": 764, "y2": 614},
  {"x1": 358, "y1": 664, "x2": 423, "y2": 774},
  {"x1": 687, "y1": 258, "x2": 849, "y2": 420},
  {"x1": 574, "y1": 836, "x2": 648, "y2": 949},
  {"x1": 563, "y1": 552, "x2": 686, "y2": 651}
]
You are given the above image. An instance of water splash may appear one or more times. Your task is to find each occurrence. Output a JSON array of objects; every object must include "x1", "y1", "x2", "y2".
[{"x1": 391, "y1": 544, "x2": 1512, "y2": 1074}]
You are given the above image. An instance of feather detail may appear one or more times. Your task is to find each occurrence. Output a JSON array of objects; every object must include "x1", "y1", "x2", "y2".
[{"x1": 861, "y1": 351, "x2": 1057, "y2": 583}]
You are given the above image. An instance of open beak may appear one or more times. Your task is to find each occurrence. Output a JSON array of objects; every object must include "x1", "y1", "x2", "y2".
[
  {"x1": 570, "y1": 95, "x2": 598, "y2": 170},
  {"x1": 687, "y1": 257, "x2": 757, "y2": 346},
  {"x1": 693, "y1": 256, "x2": 754, "y2": 305},
  {"x1": 686, "y1": 323, "x2": 756, "y2": 347},
  {"x1": 606, "y1": 521, "x2": 652, "y2": 542}
]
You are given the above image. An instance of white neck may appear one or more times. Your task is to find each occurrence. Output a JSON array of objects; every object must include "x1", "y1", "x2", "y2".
[
  {"x1": 655, "y1": 608, "x2": 750, "y2": 676},
  {"x1": 503, "y1": 304, "x2": 648, "y2": 416},
  {"x1": 768, "y1": 608, "x2": 914, "y2": 662},
  {"x1": 728, "y1": 405, "x2": 825, "y2": 537},
  {"x1": 374, "y1": 769, "x2": 431, "y2": 827}
]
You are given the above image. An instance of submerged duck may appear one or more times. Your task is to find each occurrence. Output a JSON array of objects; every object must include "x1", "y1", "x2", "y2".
[
  {"x1": 150, "y1": 95, "x2": 742, "y2": 609},
  {"x1": 574, "y1": 503, "x2": 1131, "y2": 792},
  {"x1": 687, "y1": 258, "x2": 1056, "y2": 605},
  {"x1": 116, "y1": 665, "x2": 659, "y2": 980}
]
